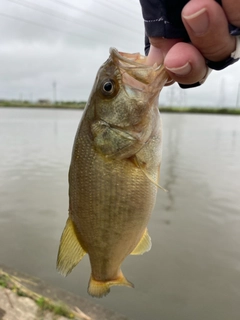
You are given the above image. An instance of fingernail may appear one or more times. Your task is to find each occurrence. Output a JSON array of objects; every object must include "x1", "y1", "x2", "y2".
[
  {"x1": 183, "y1": 8, "x2": 209, "y2": 35},
  {"x1": 165, "y1": 62, "x2": 191, "y2": 76}
]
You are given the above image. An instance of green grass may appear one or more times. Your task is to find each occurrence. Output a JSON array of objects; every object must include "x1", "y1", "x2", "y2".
[
  {"x1": 36, "y1": 297, "x2": 74, "y2": 318},
  {"x1": 0, "y1": 271, "x2": 75, "y2": 319},
  {"x1": 1, "y1": 99, "x2": 240, "y2": 114},
  {"x1": 159, "y1": 106, "x2": 240, "y2": 115},
  {"x1": 0, "y1": 274, "x2": 9, "y2": 288},
  {"x1": 0, "y1": 100, "x2": 86, "y2": 109}
]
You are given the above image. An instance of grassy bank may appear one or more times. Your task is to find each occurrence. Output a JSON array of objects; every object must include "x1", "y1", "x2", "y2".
[
  {"x1": 0, "y1": 266, "x2": 128, "y2": 320},
  {"x1": 0, "y1": 269, "x2": 90, "y2": 320},
  {"x1": 160, "y1": 106, "x2": 240, "y2": 115},
  {"x1": 0, "y1": 100, "x2": 86, "y2": 109},
  {"x1": 1, "y1": 100, "x2": 240, "y2": 114}
]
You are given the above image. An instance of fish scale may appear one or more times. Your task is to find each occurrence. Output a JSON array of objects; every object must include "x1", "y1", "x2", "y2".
[{"x1": 57, "y1": 48, "x2": 169, "y2": 297}]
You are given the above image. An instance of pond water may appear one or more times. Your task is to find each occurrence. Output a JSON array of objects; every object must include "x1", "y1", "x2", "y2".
[{"x1": 0, "y1": 107, "x2": 240, "y2": 320}]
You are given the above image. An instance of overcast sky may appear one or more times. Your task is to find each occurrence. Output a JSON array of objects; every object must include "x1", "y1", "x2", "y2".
[{"x1": 0, "y1": 0, "x2": 240, "y2": 107}]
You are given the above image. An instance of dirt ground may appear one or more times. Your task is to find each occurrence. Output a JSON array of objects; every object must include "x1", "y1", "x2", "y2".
[
  {"x1": 0, "y1": 287, "x2": 71, "y2": 320},
  {"x1": 0, "y1": 265, "x2": 129, "y2": 320}
]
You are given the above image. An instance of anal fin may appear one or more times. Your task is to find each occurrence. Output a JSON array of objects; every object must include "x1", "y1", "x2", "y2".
[
  {"x1": 131, "y1": 228, "x2": 152, "y2": 255},
  {"x1": 56, "y1": 217, "x2": 86, "y2": 276}
]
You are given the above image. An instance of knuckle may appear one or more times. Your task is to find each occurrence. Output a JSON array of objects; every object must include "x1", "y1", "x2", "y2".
[
  {"x1": 229, "y1": 16, "x2": 240, "y2": 28},
  {"x1": 200, "y1": 38, "x2": 236, "y2": 61},
  {"x1": 222, "y1": 0, "x2": 240, "y2": 27}
]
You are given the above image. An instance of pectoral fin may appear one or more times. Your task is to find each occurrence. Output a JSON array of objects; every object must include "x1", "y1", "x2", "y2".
[
  {"x1": 57, "y1": 217, "x2": 86, "y2": 276},
  {"x1": 133, "y1": 156, "x2": 167, "y2": 192},
  {"x1": 131, "y1": 229, "x2": 152, "y2": 255}
]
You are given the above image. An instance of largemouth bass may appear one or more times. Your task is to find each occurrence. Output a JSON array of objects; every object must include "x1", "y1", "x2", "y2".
[{"x1": 57, "y1": 48, "x2": 169, "y2": 298}]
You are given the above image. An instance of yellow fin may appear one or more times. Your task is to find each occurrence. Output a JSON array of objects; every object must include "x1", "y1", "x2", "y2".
[
  {"x1": 56, "y1": 217, "x2": 86, "y2": 276},
  {"x1": 131, "y1": 229, "x2": 152, "y2": 255},
  {"x1": 88, "y1": 271, "x2": 134, "y2": 298},
  {"x1": 133, "y1": 156, "x2": 168, "y2": 192}
]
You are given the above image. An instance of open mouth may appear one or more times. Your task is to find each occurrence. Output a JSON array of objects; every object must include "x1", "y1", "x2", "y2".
[{"x1": 109, "y1": 48, "x2": 171, "y2": 92}]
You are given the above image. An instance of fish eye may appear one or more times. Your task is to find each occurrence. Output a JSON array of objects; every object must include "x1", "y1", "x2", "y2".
[{"x1": 102, "y1": 80, "x2": 115, "y2": 95}]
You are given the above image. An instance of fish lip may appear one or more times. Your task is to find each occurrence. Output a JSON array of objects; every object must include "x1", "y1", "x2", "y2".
[
  {"x1": 109, "y1": 47, "x2": 161, "y2": 71},
  {"x1": 109, "y1": 47, "x2": 170, "y2": 93}
]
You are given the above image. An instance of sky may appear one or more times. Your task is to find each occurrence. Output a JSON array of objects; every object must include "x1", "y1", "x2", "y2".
[{"x1": 0, "y1": 0, "x2": 240, "y2": 107}]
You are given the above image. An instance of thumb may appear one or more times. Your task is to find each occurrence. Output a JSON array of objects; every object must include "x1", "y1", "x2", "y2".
[{"x1": 182, "y1": 0, "x2": 236, "y2": 62}]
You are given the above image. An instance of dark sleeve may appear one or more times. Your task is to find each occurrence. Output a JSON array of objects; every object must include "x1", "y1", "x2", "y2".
[
  {"x1": 139, "y1": 0, "x2": 189, "y2": 41},
  {"x1": 140, "y1": 0, "x2": 231, "y2": 55},
  {"x1": 140, "y1": 0, "x2": 240, "y2": 88}
]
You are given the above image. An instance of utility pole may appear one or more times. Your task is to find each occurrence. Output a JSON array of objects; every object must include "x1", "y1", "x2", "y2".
[
  {"x1": 236, "y1": 82, "x2": 240, "y2": 108},
  {"x1": 52, "y1": 81, "x2": 57, "y2": 104},
  {"x1": 168, "y1": 86, "x2": 175, "y2": 107},
  {"x1": 182, "y1": 90, "x2": 187, "y2": 107},
  {"x1": 218, "y1": 78, "x2": 225, "y2": 108}
]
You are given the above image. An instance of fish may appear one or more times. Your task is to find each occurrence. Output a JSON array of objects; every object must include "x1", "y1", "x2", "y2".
[{"x1": 56, "y1": 48, "x2": 170, "y2": 298}]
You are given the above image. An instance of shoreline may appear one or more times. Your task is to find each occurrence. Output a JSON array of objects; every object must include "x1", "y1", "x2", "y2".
[
  {"x1": 1, "y1": 104, "x2": 240, "y2": 115},
  {"x1": 0, "y1": 265, "x2": 129, "y2": 320}
]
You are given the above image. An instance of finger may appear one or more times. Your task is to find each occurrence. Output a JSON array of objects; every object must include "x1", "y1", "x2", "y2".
[
  {"x1": 164, "y1": 42, "x2": 207, "y2": 85},
  {"x1": 222, "y1": 0, "x2": 240, "y2": 27},
  {"x1": 146, "y1": 38, "x2": 180, "y2": 66},
  {"x1": 182, "y1": 0, "x2": 236, "y2": 62}
]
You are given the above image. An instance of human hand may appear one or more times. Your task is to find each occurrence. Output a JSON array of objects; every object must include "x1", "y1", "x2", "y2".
[{"x1": 142, "y1": 0, "x2": 240, "y2": 87}]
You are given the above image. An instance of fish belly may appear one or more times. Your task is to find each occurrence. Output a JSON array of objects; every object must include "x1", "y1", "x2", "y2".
[{"x1": 69, "y1": 127, "x2": 158, "y2": 281}]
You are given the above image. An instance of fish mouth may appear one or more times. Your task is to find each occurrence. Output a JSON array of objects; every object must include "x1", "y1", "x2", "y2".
[{"x1": 109, "y1": 47, "x2": 172, "y2": 92}]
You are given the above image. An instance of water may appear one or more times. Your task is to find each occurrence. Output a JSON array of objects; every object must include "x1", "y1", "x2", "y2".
[{"x1": 0, "y1": 108, "x2": 240, "y2": 320}]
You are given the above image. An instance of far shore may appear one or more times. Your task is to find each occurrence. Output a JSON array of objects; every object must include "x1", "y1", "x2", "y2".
[{"x1": 1, "y1": 101, "x2": 240, "y2": 115}]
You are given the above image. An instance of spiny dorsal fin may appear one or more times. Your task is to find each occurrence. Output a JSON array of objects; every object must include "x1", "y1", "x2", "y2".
[
  {"x1": 57, "y1": 217, "x2": 86, "y2": 276},
  {"x1": 131, "y1": 228, "x2": 152, "y2": 255},
  {"x1": 133, "y1": 156, "x2": 168, "y2": 192}
]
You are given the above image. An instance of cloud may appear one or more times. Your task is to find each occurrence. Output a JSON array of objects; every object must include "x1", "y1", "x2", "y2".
[{"x1": 0, "y1": 0, "x2": 239, "y2": 107}]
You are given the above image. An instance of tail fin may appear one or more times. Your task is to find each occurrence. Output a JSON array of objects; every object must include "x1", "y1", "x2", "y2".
[{"x1": 88, "y1": 271, "x2": 134, "y2": 298}]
